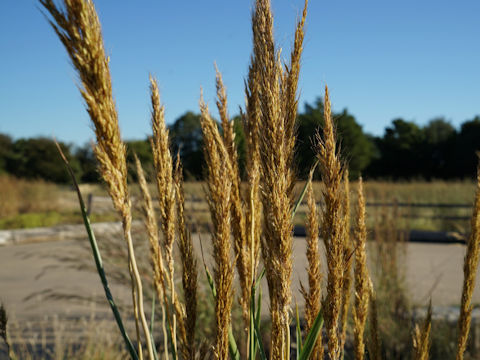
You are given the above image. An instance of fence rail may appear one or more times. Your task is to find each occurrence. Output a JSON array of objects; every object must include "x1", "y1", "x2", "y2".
[{"x1": 366, "y1": 202, "x2": 472, "y2": 209}]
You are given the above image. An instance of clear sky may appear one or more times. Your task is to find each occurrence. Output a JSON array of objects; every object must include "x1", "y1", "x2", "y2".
[{"x1": 1, "y1": 0, "x2": 479, "y2": 146}]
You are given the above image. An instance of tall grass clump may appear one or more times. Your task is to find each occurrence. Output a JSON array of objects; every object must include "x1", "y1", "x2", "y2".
[
  {"x1": 0, "y1": 174, "x2": 59, "y2": 218},
  {"x1": 40, "y1": 0, "x2": 480, "y2": 359},
  {"x1": 456, "y1": 162, "x2": 480, "y2": 360}
]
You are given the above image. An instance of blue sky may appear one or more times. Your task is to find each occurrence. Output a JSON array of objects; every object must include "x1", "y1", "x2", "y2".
[{"x1": 1, "y1": 0, "x2": 479, "y2": 146}]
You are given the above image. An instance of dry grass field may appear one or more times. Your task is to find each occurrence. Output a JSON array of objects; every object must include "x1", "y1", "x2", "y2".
[{"x1": 1, "y1": 177, "x2": 475, "y2": 234}]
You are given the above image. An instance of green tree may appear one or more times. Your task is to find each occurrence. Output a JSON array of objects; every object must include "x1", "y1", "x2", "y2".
[
  {"x1": 8, "y1": 137, "x2": 81, "y2": 183},
  {"x1": 454, "y1": 116, "x2": 480, "y2": 178},
  {"x1": 126, "y1": 139, "x2": 154, "y2": 180},
  {"x1": 335, "y1": 109, "x2": 375, "y2": 178},
  {"x1": 423, "y1": 118, "x2": 457, "y2": 178},
  {"x1": 169, "y1": 111, "x2": 204, "y2": 180},
  {"x1": 367, "y1": 119, "x2": 425, "y2": 179},
  {"x1": 0, "y1": 133, "x2": 13, "y2": 174},
  {"x1": 424, "y1": 117, "x2": 456, "y2": 144},
  {"x1": 75, "y1": 143, "x2": 99, "y2": 183}
]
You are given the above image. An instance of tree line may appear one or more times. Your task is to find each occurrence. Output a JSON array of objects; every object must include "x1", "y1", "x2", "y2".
[{"x1": 2, "y1": 98, "x2": 480, "y2": 183}]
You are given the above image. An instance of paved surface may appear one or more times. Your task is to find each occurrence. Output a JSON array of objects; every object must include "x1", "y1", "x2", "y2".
[
  {"x1": 2, "y1": 231, "x2": 480, "y2": 356},
  {"x1": 1, "y1": 234, "x2": 478, "y2": 320}
]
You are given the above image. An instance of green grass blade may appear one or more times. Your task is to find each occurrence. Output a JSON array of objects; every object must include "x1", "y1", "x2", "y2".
[
  {"x1": 298, "y1": 309, "x2": 324, "y2": 360},
  {"x1": 55, "y1": 141, "x2": 139, "y2": 360},
  {"x1": 229, "y1": 327, "x2": 241, "y2": 360},
  {"x1": 253, "y1": 311, "x2": 268, "y2": 360},
  {"x1": 165, "y1": 316, "x2": 177, "y2": 360},
  {"x1": 249, "y1": 270, "x2": 265, "y2": 360},
  {"x1": 204, "y1": 265, "x2": 217, "y2": 298},
  {"x1": 249, "y1": 284, "x2": 256, "y2": 360},
  {"x1": 255, "y1": 286, "x2": 262, "y2": 336},
  {"x1": 253, "y1": 274, "x2": 263, "y2": 359},
  {"x1": 296, "y1": 302, "x2": 303, "y2": 358},
  {"x1": 254, "y1": 268, "x2": 266, "y2": 291},
  {"x1": 292, "y1": 159, "x2": 319, "y2": 219}
]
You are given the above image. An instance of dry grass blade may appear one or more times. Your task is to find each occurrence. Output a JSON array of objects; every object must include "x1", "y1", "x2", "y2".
[
  {"x1": 149, "y1": 75, "x2": 181, "y2": 357},
  {"x1": 456, "y1": 161, "x2": 480, "y2": 360},
  {"x1": 174, "y1": 156, "x2": 198, "y2": 360},
  {"x1": 316, "y1": 85, "x2": 344, "y2": 360},
  {"x1": 283, "y1": 0, "x2": 308, "y2": 149},
  {"x1": 39, "y1": 0, "x2": 128, "y2": 219},
  {"x1": 340, "y1": 169, "x2": 353, "y2": 356},
  {"x1": 199, "y1": 96, "x2": 234, "y2": 359},
  {"x1": 39, "y1": 1, "x2": 153, "y2": 358},
  {"x1": 243, "y1": 31, "x2": 262, "y2": 302},
  {"x1": 252, "y1": 0, "x2": 307, "y2": 356},
  {"x1": 413, "y1": 301, "x2": 432, "y2": 360},
  {"x1": 215, "y1": 66, "x2": 251, "y2": 331},
  {"x1": 134, "y1": 154, "x2": 171, "y2": 360},
  {"x1": 368, "y1": 281, "x2": 382, "y2": 360},
  {"x1": 353, "y1": 177, "x2": 370, "y2": 360},
  {"x1": 300, "y1": 180, "x2": 323, "y2": 360}
]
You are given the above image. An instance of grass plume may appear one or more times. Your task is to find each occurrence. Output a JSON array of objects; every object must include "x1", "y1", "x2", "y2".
[
  {"x1": 215, "y1": 67, "x2": 251, "y2": 331},
  {"x1": 413, "y1": 301, "x2": 432, "y2": 360},
  {"x1": 456, "y1": 161, "x2": 480, "y2": 360},
  {"x1": 149, "y1": 75, "x2": 181, "y2": 357},
  {"x1": 301, "y1": 180, "x2": 323, "y2": 360},
  {"x1": 174, "y1": 157, "x2": 198, "y2": 360},
  {"x1": 39, "y1": 1, "x2": 154, "y2": 358},
  {"x1": 316, "y1": 85, "x2": 345, "y2": 360},
  {"x1": 353, "y1": 177, "x2": 370, "y2": 360},
  {"x1": 134, "y1": 154, "x2": 171, "y2": 360},
  {"x1": 340, "y1": 169, "x2": 353, "y2": 355},
  {"x1": 243, "y1": 20, "x2": 262, "y2": 311},
  {"x1": 199, "y1": 96, "x2": 234, "y2": 359},
  {"x1": 251, "y1": 0, "x2": 308, "y2": 356}
]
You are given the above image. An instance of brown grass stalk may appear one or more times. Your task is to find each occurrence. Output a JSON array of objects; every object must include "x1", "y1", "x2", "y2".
[
  {"x1": 301, "y1": 180, "x2": 323, "y2": 360},
  {"x1": 243, "y1": 41, "x2": 262, "y2": 289},
  {"x1": 149, "y1": 76, "x2": 182, "y2": 356},
  {"x1": 316, "y1": 85, "x2": 344, "y2": 360},
  {"x1": 353, "y1": 177, "x2": 370, "y2": 360},
  {"x1": 456, "y1": 162, "x2": 480, "y2": 360},
  {"x1": 39, "y1": 1, "x2": 153, "y2": 358},
  {"x1": 215, "y1": 67, "x2": 250, "y2": 330},
  {"x1": 282, "y1": 0, "x2": 308, "y2": 152},
  {"x1": 412, "y1": 301, "x2": 432, "y2": 360},
  {"x1": 340, "y1": 169, "x2": 353, "y2": 356},
  {"x1": 174, "y1": 156, "x2": 198, "y2": 360},
  {"x1": 199, "y1": 97, "x2": 234, "y2": 359},
  {"x1": 251, "y1": 0, "x2": 307, "y2": 356},
  {"x1": 134, "y1": 154, "x2": 170, "y2": 360}
]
